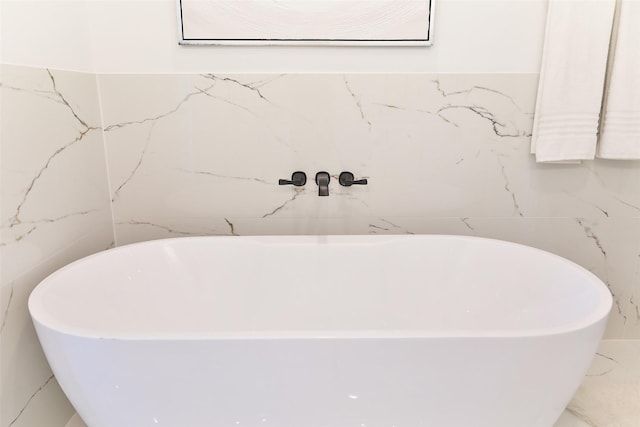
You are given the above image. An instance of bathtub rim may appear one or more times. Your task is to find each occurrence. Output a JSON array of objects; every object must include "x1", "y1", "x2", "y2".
[
  {"x1": 28, "y1": 234, "x2": 613, "y2": 341},
  {"x1": 31, "y1": 313, "x2": 610, "y2": 342}
]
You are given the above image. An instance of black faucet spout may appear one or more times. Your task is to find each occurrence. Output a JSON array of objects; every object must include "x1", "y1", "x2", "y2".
[{"x1": 315, "y1": 172, "x2": 330, "y2": 196}]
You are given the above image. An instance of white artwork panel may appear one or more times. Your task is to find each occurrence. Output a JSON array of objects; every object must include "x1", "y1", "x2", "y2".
[{"x1": 178, "y1": 0, "x2": 434, "y2": 45}]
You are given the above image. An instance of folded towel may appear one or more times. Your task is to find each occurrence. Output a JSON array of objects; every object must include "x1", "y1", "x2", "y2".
[
  {"x1": 531, "y1": 0, "x2": 616, "y2": 163},
  {"x1": 597, "y1": 0, "x2": 640, "y2": 159}
]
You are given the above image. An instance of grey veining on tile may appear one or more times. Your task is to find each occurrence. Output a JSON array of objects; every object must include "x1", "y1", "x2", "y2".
[
  {"x1": 111, "y1": 122, "x2": 157, "y2": 202},
  {"x1": 99, "y1": 74, "x2": 537, "y2": 239},
  {"x1": 368, "y1": 218, "x2": 415, "y2": 235},
  {"x1": 459, "y1": 217, "x2": 476, "y2": 232},
  {"x1": 343, "y1": 76, "x2": 373, "y2": 132},
  {"x1": 587, "y1": 352, "x2": 620, "y2": 378},
  {"x1": 262, "y1": 188, "x2": 305, "y2": 218},
  {"x1": 2, "y1": 67, "x2": 111, "y2": 249},
  {"x1": 563, "y1": 340, "x2": 640, "y2": 427},
  {"x1": 200, "y1": 74, "x2": 282, "y2": 105},
  {"x1": 0, "y1": 281, "x2": 14, "y2": 335},
  {"x1": 7, "y1": 374, "x2": 54, "y2": 427},
  {"x1": 368, "y1": 78, "x2": 533, "y2": 137},
  {"x1": 1, "y1": 65, "x2": 114, "y2": 427},
  {"x1": 494, "y1": 149, "x2": 524, "y2": 216},
  {"x1": 5, "y1": 70, "x2": 100, "y2": 230},
  {"x1": 102, "y1": 87, "x2": 210, "y2": 132},
  {"x1": 431, "y1": 80, "x2": 533, "y2": 138},
  {"x1": 181, "y1": 168, "x2": 273, "y2": 185}
]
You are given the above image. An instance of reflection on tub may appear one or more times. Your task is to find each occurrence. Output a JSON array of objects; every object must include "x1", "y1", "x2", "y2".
[{"x1": 29, "y1": 235, "x2": 611, "y2": 427}]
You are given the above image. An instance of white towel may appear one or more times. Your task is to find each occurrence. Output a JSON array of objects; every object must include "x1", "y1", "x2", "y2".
[
  {"x1": 531, "y1": 0, "x2": 616, "y2": 163},
  {"x1": 597, "y1": 0, "x2": 640, "y2": 159}
]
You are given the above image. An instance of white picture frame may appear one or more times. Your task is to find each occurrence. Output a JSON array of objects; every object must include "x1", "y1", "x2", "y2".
[{"x1": 177, "y1": 0, "x2": 434, "y2": 46}]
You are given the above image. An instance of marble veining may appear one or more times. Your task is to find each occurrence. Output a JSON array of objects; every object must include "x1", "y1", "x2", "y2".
[
  {"x1": 565, "y1": 340, "x2": 640, "y2": 427},
  {"x1": 587, "y1": 352, "x2": 620, "y2": 377},
  {"x1": 369, "y1": 218, "x2": 415, "y2": 235},
  {"x1": 573, "y1": 218, "x2": 634, "y2": 333},
  {"x1": 375, "y1": 80, "x2": 533, "y2": 138},
  {"x1": 1, "y1": 282, "x2": 14, "y2": 334},
  {"x1": 494, "y1": 149, "x2": 524, "y2": 216},
  {"x1": 575, "y1": 219, "x2": 608, "y2": 259},
  {"x1": 344, "y1": 76, "x2": 373, "y2": 132},
  {"x1": 8, "y1": 374, "x2": 55, "y2": 427},
  {"x1": 262, "y1": 188, "x2": 305, "y2": 219},
  {"x1": 460, "y1": 217, "x2": 475, "y2": 232},
  {"x1": 1, "y1": 65, "x2": 114, "y2": 427},
  {"x1": 200, "y1": 74, "x2": 281, "y2": 104},
  {"x1": 102, "y1": 87, "x2": 211, "y2": 132},
  {"x1": 116, "y1": 219, "x2": 220, "y2": 236},
  {"x1": 99, "y1": 74, "x2": 538, "y2": 231},
  {"x1": 6, "y1": 71, "x2": 99, "y2": 229},
  {"x1": 224, "y1": 218, "x2": 239, "y2": 236},
  {"x1": 110, "y1": 122, "x2": 156, "y2": 202},
  {"x1": 182, "y1": 169, "x2": 273, "y2": 185}
]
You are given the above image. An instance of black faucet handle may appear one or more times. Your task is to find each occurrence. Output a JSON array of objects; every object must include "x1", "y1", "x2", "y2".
[
  {"x1": 338, "y1": 171, "x2": 368, "y2": 187},
  {"x1": 279, "y1": 171, "x2": 307, "y2": 186}
]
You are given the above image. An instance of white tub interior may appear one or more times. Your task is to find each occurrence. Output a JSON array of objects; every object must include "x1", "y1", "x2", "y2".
[{"x1": 29, "y1": 235, "x2": 612, "y2": 339}]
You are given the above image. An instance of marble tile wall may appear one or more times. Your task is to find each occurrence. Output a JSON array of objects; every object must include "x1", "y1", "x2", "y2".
[
  {"x1": 1, "y1": 65, "x2": 114, "y2": 427},
  {"x1": 1, "y1": 68, "x2": 639, "y2": 426},
  {"x1": 97, "y1": 73, "x2": 640, "y2": 339}
]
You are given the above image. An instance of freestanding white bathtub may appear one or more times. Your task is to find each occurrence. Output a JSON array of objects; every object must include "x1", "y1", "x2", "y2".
[{"x1": 29, "y1": 235, "x2": 611, "y2": 427}]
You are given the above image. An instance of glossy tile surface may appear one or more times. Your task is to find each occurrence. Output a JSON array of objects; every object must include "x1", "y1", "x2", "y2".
[
  {"x1": 563, "y1": 340, "x2": 640, "y2": 427},
  {"x1": 1, "y1": 65, "x2": 114, "y2": 427}
]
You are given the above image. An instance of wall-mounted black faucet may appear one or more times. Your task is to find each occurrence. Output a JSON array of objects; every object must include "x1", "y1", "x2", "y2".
[
  {"x1": 279, "y1": 171, "x2": 306, "y2": 186},
  {"x1": 279, "y1": 171, "x2": 367, "y2": 196},
  {"x1": 339, "y1": 171, "x2": 368, "y2": 187},
  {"x1": 315, "y1": 171, "x2": 330, "y2": 196}
]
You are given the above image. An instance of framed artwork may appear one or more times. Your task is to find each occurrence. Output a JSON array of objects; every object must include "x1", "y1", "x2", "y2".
[{"x1": 178, "y1": 0, "x2": 434, "y2": 46}]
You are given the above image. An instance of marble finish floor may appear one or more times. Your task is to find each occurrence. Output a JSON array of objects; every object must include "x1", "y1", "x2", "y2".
[
  {"x1": 558, "y1": 340, "x2": 640, "y2": 427},
  {"x1": 64, "y1": 340, "x2": 638, "y2": 427}
]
